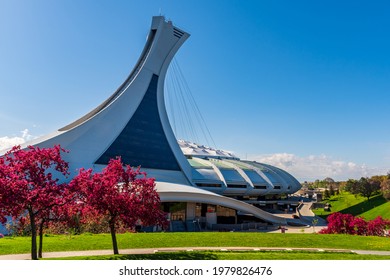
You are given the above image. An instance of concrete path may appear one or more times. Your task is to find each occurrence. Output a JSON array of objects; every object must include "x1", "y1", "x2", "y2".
[{"x1": 1, "y1": 246, "x2": 390, "y2": 260}]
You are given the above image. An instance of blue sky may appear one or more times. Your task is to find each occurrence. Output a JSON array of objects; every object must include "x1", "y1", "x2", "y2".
[{"x1": 0, "y1": 1, "x2": 389, "y2": 181}]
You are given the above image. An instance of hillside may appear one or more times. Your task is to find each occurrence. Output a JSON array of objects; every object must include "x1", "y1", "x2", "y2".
[{"x1": 313, "y1": 192, "x2": 390, "y2": 220}]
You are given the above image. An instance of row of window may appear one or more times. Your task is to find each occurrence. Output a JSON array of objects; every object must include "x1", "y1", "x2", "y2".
[{"x1": 195, "y1": 183, "x2": 283, "y2": 189}]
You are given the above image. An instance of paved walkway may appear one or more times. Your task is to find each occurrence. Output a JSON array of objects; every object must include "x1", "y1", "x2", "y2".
[
  {"x1": 1, "y1": 246, "x2": 390, "y2": 260},
  {"x1": 271, "y1": 200, "x2": 327, "y2": 231},
  {"x1": 298, "y1": 201, "x2": 328, "y2": 226}
]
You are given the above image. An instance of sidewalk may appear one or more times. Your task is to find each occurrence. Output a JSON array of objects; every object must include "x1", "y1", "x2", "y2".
[{"x1": 1, "y1": 246, "x2": 390, "y2": 260}]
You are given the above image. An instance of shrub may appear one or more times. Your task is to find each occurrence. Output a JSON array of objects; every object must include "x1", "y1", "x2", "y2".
[
  {"x1": 367, "y1": 216, "x2": 390, "y2": 236},
  {"x1": 319, "y1": 212, "x2": 390, "y2": 236}
]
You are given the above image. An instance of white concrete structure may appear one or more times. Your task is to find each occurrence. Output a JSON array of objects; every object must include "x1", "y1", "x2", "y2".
[
  {"x1": 179, "y1": 140, "x2": 301, "y2": 197},
  {"x1": 1, "y1": 16, "x2": 303, "y2": 229}
]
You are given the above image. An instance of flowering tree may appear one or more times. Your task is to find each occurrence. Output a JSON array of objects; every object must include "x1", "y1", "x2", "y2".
[
  {"x1": 367, "y1": 216, "x2": 390, "y2": 236},
  {"x1": 0, "y1": 145, "x2": 70, "y2": 260},
  {"x1": 36, "y1": 183, "x2": 80, "y2": 258},
  {"x1": 319, "y1": 212, "x2": 355, "y2": 234},
  {"x1": 349, "y1": 216, "x2": 368, "y2": 235},
  {"x1": 320, "y1": 212, "x2": 390, "y2": 236},
  {"x1": 70, "y1": 157, "x2": 167, "y2": 254}
]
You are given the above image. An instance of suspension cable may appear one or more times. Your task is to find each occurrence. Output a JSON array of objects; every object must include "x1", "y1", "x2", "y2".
[{"x1": 165, "y1": 58, "x2": 218, "y2": 150}]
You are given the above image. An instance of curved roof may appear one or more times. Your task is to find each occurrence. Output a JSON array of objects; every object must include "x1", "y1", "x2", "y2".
[
  {"x1": 155, "y1": 182, "x2": 288, "y2": 225},
  {"x1": 180, "y1": 140, "x2": 302, "y2": 195},
  {"x1": 178, "y1": 140, "x2": 238, "y2": 159}
]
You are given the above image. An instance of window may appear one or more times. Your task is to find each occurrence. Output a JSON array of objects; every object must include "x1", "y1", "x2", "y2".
[
  {"x1": 227, "y1": 184, "x2": 247, "y2": 189},
  {"x1": 195, "y1": 183, "x2": 222, "y2": 187}
]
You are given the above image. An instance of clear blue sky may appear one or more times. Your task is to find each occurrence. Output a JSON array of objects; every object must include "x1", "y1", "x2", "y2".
[{"x1": 1, "y1": 0, "x2": 389, "y2": 181}]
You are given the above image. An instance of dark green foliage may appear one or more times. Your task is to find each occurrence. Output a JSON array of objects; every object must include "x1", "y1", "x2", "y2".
[
  {"x1": 329, "y1": 185, "x2": 335, "y2": 196},
  {"x1": 344, "y1": 178, "x2": 380, "y2": 200},
  {"x1": 358, "y1": 177, "x2": 381, "y2": 200},
  {"x1": 324, "y1": 189, "x2": 330, "y2": 199},
  {"x1": 344, "y1": 179, "x2": 359, "y2": 194}
]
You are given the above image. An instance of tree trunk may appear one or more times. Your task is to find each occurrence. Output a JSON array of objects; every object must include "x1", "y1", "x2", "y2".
[
  {"x1": 38, "y1": 220, "x2": 44, "y2": 259},
  {"x1": 28, "y1": 209, "x2": 38, "y2": 260},
  {"x1": 109, "y1": 218, "x2": 119, "y2": 255}
]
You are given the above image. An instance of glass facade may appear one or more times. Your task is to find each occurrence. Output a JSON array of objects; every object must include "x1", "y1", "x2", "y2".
[
  {"x1": 95, "y1": 74, "x2": 181, "y2": 170},
  {"x1": 164, "y1": 202, "x2": 186, "y2": 221}
]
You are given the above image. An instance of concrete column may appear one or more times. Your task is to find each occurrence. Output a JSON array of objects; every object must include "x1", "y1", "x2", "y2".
[
  {"x1": 186, "y1": 202, "x2": 196, "y2": 220},
  {"x1": 206, "y1": 212, "x2": 217, "y2": 229}
]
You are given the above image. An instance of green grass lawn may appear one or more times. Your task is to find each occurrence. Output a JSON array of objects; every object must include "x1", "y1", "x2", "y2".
[
  {"x1": 361, "y1": 198, "x2": 390, "y2": 220},
  {"x1": 49, "y1": 251, "x2": 390, "y2": 260},
  {"x1": 1, "y1": 232, "x2": 390, "y2": 256},
  {"x1": 313, "y1": 192, "x2": 390, "y2": 220}
]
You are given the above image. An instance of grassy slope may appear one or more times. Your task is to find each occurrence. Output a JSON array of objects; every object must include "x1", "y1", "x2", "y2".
[
  {"x1": 313, "y1": 192, "x2": 390, "y2": 220},
  {"x1": 361, "y1": 199, "x2": 390, "y2": 220},
  {"x1": 1, "y1": 232, "x2": 390, "y2": 255}
]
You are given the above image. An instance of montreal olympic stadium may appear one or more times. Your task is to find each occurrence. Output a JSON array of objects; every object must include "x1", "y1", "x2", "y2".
[{"x1": 1, "y1": 16, "x2": 305, "y2": 232}]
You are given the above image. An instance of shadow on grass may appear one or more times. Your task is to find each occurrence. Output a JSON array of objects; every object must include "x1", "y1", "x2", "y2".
[
  {"x1": 339, "y1": 195, "x2": 387, "y2": 216},
  {"x1": 315, "y1": 194, "x2": 386, "y2": 220}
]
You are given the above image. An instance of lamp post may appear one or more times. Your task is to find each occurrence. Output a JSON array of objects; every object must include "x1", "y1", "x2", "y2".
[{"x1": 312, "y1": 218, "x2": 318, "y2": 233}]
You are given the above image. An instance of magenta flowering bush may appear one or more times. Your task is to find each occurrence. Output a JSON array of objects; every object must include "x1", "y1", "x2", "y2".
[
  {"x1": 319, "y1": 212, "x2": 390, "y2": 236},
  {"x1": 367, "y1": 216, "x2": 390, "y2": 236}
]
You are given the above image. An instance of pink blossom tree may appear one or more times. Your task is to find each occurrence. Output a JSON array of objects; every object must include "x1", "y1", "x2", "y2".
[
  {"x1": 70, "y1": 157, "x2": 167, "y2": 255},
  {"x1": 319, "y1": 212, "x2": 355, "y2": 234},
  {"x1": 0, "y1": 145, "x2": 70, "y2": 260},
  {"x1": 320, "y1": 212, "x2": 390, "y2": 236},
  {"x1": 35, "y1": 183, "x2": 80, "y2": 258},
  {"x1": 367, "y1": 216, "x2": 390, "y2": 236},
  {"x1": 350, "y1": 217, "x2": 367, "y2": 235}
]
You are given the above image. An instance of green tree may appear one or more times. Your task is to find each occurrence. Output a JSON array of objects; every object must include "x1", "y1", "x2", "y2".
[
  {"x1": 329, "y1": 185, "x2": 335, "y2": 197},
  {"x1": 324, "y1": 188, "x2": 330, "y2": 199},
  {"x1": 381, "y1": 177, "x2": 390, "y2": 200},
  {"x1": 344, "y1": 179, "x2": 359, "y2": 195},
  {"x1": 358, "y1": 177, "x2": 380, "y2": 200}
]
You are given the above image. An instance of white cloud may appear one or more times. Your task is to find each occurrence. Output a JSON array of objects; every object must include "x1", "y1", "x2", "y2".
[
  {"x1": 0, "y1": 129, "x2": 36, "y2": 151},
  {"x1": 249, "y1": 153, "x2": 385, "y2": 182},
  {"x1": 21, "y1": 128, "x2": 34, "y2": 141}
]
